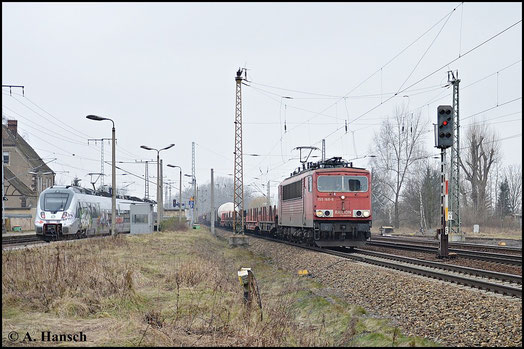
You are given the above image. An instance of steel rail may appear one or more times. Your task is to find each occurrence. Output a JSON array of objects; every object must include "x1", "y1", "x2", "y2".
[
  {"x1": 366, "y1": 240, "x2": 522, "y2": 266},
  {"x1": 221, "y1": 228, "x2": 522, "y2": 298},
  {"x1": 354, "y1": 248, "x2": 522, "y2": 284},
  {"x1": 370, "y1": 235, "x2": 522, "y2": 253},
  {"x1": 330, "y1": 249, "x2": 522, "y2": 298},
  {"x1": 2, "y1": 235, "x2": 42, "y2": 245}
]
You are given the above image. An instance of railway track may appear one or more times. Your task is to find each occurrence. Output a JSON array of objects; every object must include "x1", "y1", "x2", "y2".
[
  {"x1": 370, "y1": 235, "x2": 522, "y2": 254},
  {"x1": 366, "y1": 240, "x2": 522, "y2": 266},
  {"x1": 228, "y1": 229, "x2": 522, "y2": 298},
  {"x1": 2, "y1": 232, "x2": 120, "y2": 248},
  {"x1": 332, "y1": 248, "x2": 522, "y2": 298},
  {"x1": 2, "y1": 234, "x2": 46, "y2": 248}
]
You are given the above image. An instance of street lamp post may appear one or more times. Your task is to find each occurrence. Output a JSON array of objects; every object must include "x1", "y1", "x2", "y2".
[
  {"x1": 141, "y1": 144, "x2": 175, "y2": 231},
  {"x1": 86, "y1": 115, "x2": 117, "y2": 236},
  {"x1": 167, "y1": 164, "x2": 183, "y2": 223}
]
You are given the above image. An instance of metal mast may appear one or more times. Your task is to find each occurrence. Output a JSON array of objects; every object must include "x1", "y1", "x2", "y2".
[
  {"x1": 145, "y1": 161, "x2": 149, "y2": 199},
  {"x1": 192, "y1": 141, "x2": 196, "y2": 225},
  {"x1": 117, "y1": 160, "x2": 156, "y2": 199},
  {"x1": 448, "y1": 70, "x2": 461, "y2": 237},
  {"x1": 321, "y1": 139, "x2": 326, "y2": 162},
  {"x1": 233, "y1": 68, "x2": 245, "y2": 234},
  {"x1": 267, "y1": 181, "x2": 271, "y2": 207},
  {"x1": 88, "y1": 138, "x2": 112, "y2": 187}
]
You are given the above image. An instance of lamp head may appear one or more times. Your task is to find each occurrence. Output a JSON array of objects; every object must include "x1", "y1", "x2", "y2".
[
  {"x1": 162, "y1": 143, "x2": 175, "y2": 151},
  {"x1": 86, "y1": 115, "x2": 106, "y2": 121}
]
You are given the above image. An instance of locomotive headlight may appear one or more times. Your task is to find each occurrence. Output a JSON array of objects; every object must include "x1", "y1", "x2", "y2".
[
  {"x1": 341, "y1": 195, "x2": 345, "y2": 200},
  {"x1": 316, "y1": 210, "x2": 324, "y2": 217},
  {"x1": 353, "y1": 209, "x2": 370, "y2": 218}
]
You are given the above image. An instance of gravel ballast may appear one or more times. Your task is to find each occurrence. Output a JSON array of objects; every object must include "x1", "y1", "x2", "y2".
[{"x1": 225, "y1": 231, "x2": 522, "y2": 347}]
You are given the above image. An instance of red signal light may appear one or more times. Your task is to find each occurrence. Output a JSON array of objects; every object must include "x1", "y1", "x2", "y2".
[{"x1": 442, "y1": 121, "x2": 448, "y2": 126}]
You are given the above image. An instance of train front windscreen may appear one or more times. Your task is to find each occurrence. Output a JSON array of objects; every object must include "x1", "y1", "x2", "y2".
[
  {"x1": 317, "y1": 175, "x2": 368, "y2": 192},
  {"x1": 40, "y1": 191, "x2": 73, "y2": 213}
]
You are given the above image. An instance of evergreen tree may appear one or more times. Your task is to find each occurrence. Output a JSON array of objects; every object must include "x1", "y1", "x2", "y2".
[{"x1": 496, "y1": 178, "x2": 511, "y2": 217}]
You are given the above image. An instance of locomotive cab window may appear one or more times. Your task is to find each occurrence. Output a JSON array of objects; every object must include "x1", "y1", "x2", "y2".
[
  {"x1": 317, "y1": 175, "x2": 368, "y2": 192},
  {"x1": 345, "y1": 176, "x2": 368, "y2": 192}
]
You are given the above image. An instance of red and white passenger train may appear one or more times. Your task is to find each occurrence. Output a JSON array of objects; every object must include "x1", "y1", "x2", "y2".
[{"x1": 217, "y1": 157, "x2": 372, "y2": 248}]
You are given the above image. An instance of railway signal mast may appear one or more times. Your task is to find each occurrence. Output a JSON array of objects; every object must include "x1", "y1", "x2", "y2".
[
  {"x1": 448, "y1": 71, "x2": 461, "y2": 241},
  {"x1": 435, "y1": 105, "x2": 454, "y2": 258}
]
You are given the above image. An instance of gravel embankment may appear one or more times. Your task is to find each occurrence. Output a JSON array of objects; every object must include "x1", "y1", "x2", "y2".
[{"x1": 221, "y1": 231, "x2": 522, "y2": 347}]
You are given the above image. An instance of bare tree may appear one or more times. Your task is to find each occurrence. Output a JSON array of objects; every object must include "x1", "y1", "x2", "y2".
[
  {"x1": 459, "y1": 121, "x2": 500, "y2": 222},
  {"x1": 370, "y1": 168, "x2": 393, "y2": 225},
  {"x1": 400, "y1": 160, "x2": 440, "y2": 230},
  {"x1": 369, "y1": 104, "x2": 428, "y2": 228},
  {"x1": 505, "y1": 164, "x2": 522, "y2": 215}
]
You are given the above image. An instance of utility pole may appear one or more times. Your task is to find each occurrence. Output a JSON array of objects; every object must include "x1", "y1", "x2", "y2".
[
  {"x1": 233, "y1": 68, "x2": 246, "y2": 235},
  {"x1": 88, "y1": 138, "x2": 112, "y2": 187},
  {"x1": 145, "y1": 161, "x2": 149, "y2": 199},
  {"x1": 114, "y1": 160, "x2": 157, "y2": 199},
  {"x1": 165, "y1": 179, "x2": 169, "y2": 208},
  {"x1": 159, "y1": 159, "x2": 163, "y2": 226},
  {"x1": 448, "y1": 70, "x2": 461, "y2": 240},
  {"x1": 168, "y1": 181, "x2": 172, "y2": 208},
  {"x1": 1, "y1": 129, "x2": 5, "y2": 234},
  {"x1": 211, "y1": 168, "x2": 215, "y2": 236},
  {"x1": 191, "y1": 141, "x2": 196, "y2": 226},
  {"x1": 2, "y1": 84, "x2": 24, "y2": 96},
  {"x1": 267, "y1": 181, "x2": 271, "y2": 207},
  {"x1": 321, "y1": 139, "x2": 326, "y2": 162}
]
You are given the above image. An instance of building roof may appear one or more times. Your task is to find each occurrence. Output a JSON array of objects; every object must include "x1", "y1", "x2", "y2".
[
  {"x1": 2, "y1": 123, "x2": 54, "y2": 174},
  {"x1": 3, "y1": 167, "x2": 35, "y2": 197}
]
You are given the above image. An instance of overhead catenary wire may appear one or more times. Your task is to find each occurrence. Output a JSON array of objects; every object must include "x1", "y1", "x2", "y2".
[{"x1": 242, "y1": 4, "x2": 472, "y2": 176}]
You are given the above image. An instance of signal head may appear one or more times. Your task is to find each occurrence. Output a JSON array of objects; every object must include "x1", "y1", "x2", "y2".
[{"x1": 436, "y1": 105, "x2": 454, "y2": 149}]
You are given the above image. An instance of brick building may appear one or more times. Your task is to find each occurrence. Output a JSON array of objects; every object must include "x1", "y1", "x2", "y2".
[{"x1": 2, "y1": 119, "x2": 55, "y2": 231}]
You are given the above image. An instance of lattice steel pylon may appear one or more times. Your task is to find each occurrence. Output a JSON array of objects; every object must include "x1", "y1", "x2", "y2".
[
  {"x1": 145, "y1": 161, "x2": 149, "y2": 199},
  {"x1": 448, "y1": 70, "x2": 461, "y2": 236},
  {"x1": 88, "y1": 138, "x2": 112, "y2": 187},
  {"x1": 233, "y1": 68, "x2": 246, "y2": 234}
]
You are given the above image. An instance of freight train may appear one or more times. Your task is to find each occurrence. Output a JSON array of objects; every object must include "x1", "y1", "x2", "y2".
[
  {"x1": 35, "y1": 185, "x2": 155, "y2": 241},
  {"x1": 206, "y1": 157, "x2": 372, "y2": 248}
]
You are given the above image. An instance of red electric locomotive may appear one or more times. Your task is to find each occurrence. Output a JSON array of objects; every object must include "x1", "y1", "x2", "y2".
[
  {"x1": 277, "y1": 157, "x2": 372, "y2": 247},
  {"x1": 241, "y1": 157, "x2": 371, "y2": 248}
]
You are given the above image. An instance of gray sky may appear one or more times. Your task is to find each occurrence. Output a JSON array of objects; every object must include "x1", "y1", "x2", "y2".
[{"x1": 2, "y1": 2, "x2": 522, "y2": 202}]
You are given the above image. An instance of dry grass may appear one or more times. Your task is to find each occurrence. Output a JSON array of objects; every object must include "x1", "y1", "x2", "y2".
[{"x1": 2, "y1": 229, "x2": 436, "y2": 347}]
